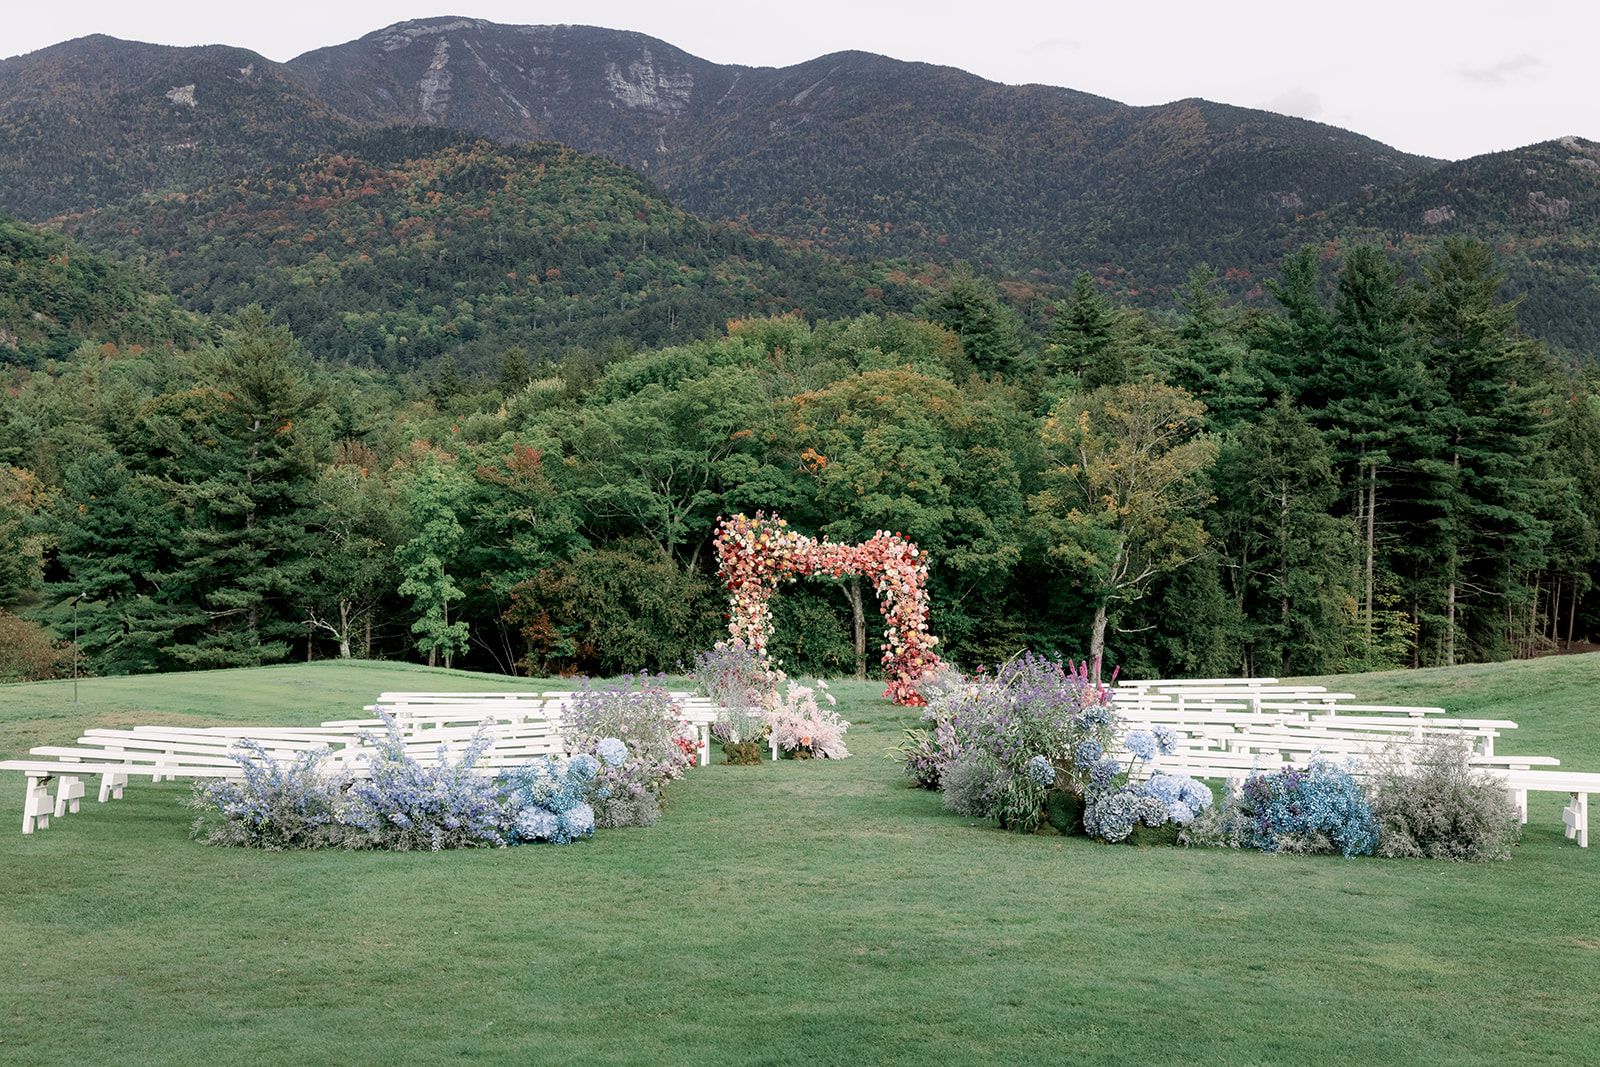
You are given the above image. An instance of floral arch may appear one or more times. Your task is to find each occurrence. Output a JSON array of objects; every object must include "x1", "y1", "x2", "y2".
[{"x1": 713, "y1": 512, "x2": 941, "y2": 705}]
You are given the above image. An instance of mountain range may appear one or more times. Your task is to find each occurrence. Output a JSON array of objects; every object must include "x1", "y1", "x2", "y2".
[{"x1": 2, "y1": 16, "x2": 1597, "y2": 356}]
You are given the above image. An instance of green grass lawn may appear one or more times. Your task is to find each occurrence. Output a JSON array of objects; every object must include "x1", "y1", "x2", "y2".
[{"x1": 2, "y1": 657, "x2": 1598, "y2": 1065}]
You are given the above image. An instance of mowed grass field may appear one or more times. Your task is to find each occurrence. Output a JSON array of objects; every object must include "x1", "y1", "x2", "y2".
[{"x1": 2, "y1": 656, "x2": 1598, "y2": 1065}]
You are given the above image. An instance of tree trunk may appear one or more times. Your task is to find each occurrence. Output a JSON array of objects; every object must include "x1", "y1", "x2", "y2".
[
  {"x1": 1568, "y1": 576, "x2": 1579, "y2": 651},
  {"x1": 1089, "y1": 603, "x2": 1108, "y2": 679},
  {"x1": 1278, "y1": 485, "x2": 1290, "y2": 677},
  {"x1": 338, "y1": 599, "x2": 353, "y2": 659},
  {"x1": 1550, "y1": 575, "x2": 1562, "y2": 642},
  {"x1": 1529, "y1": 572, "x2": 1542, "y2": 659},
  {"x1": 442, "y1": 599, "x2": 453, "y2": 670},
  {"x1": 364, "y1": 614, "x2": 372, "y2": 660},
  {"x1": 1364, "y1": 461, "x2": 1377, "y2": 645},
  {"x1": 843, "y1": 576, "x2": 868, "y2": 680},
  {"x1": 1445, "y1": 579, "x2": 1456, "y2": 667}
]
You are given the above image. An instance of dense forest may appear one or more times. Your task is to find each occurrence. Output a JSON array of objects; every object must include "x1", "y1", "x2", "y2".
[
  {"x1": 56, "y1": 130, "x2": 939, "y2": 373},
  {"x1": 4, "y1": 218, "x2": 1597, "y2": 682}
]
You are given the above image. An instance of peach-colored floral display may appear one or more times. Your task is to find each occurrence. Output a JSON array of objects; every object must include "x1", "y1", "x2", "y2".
[{"x1": 712, "y1": 512, "x2": 941, "y2": 705}]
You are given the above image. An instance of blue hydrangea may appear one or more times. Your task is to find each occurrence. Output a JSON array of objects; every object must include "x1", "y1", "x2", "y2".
[
  {"x1": 568, "y1": 753, "x2": 599, "y2": 782},
  {"x1": 1072, "y1": 704, "x2": 1114, "y2": 730},
  {"x1": 1142, "y1": 774, "x2": 1183, "y2": 805},
  {"x1": 1239, "y1": 761, "x2": 1376, "y2": 857},
  {"x1": 513, "y1": 807, "x2": 559, "y2": 842},
  {"x1": 1136, "y1": 795, "x2": 1169, "y2": 827},
  {"x1": 1152, "y1": 725, "x2": 1178, "y2": 756},
  {"x1": 557, "y1": 803, "x2": 596, "y2": 842},
  {"x1": 1024, "y1": 754, "x2": 1056, "y2": 787},
  {"x1": 1141, "y1": 773, "x2": 1212, "y2": 824},
  {"x1": 1125, "y1": 729, "x2": 1158, "y2": 761},
  {"x1": 596, "y1": 737, "x2": 628, "y2": 767},
  {"x1": 1084, "y1": 788, "x2": 1140, "y2": 842},
  {"x1": 1074, "y1": 740, "x2": 1104, "y2": 768},
  {"x1": 1090, "y1": 757, "x2": 1122, "y2": 789},
  {"x1": 1178, "y1": 777, "x2": 1213, "y2": 811}
]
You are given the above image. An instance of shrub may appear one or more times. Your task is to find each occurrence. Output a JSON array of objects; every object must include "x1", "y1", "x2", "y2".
[
  {"x1": 187, "y1": 741, "x2": 347, "y2": 850},
  {"x1": 917, "y1": 653, "x2": 1118, "y2": 831},
  {"x1": 1366, "y1": 740, "x2": 1521, "y2": 862},
  {"x1": 895, "y1": 726, "x2": 945, "y2": 788},
  {"x1": 506, "y1": 540, "x2": 723, "y2": 676},
  {"x1": 565, "y1": 675, "x2": 694, "y2": 827},
  {"x1": 695, "y1": 641, "x2": 772, "y2": 758},
  {"x1": 0, "y1": 610, "x2": 72, "y2": 683},
  {"x1": 692, "y1": 640, "x2": 769, "y2": 711}
]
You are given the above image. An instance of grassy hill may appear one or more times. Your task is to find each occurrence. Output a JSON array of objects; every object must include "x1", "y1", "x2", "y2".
[{"x1": 2, "y1": 656, "x2": 1598, "y2": 1062}]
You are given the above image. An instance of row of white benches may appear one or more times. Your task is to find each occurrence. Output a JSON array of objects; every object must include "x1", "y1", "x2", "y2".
[
  {"x1": 4, "y1": 690, "x2": 731, "y2": 835},
  {"x1": 1113, "y1": 678, "x2": 1591, "y2": 847}
]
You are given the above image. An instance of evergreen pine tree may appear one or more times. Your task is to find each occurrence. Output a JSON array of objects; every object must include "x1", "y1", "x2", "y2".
[
  {"x1": 164, "y1": 308, "x2": 323, "y2": 666},
  {"x1": 1417, "y1": 238, "x2": 1553, "y2": 661},
  {"x1": 1161, "y1": 265, "x2": 1264, "y2": 431},
  {"x1": 1213, "y1": 400, "x2": 1354, "y2": 675}
]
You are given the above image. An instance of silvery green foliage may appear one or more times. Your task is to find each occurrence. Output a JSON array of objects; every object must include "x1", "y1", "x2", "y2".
[
  {"x1": 692, "y1": 642, "x2": 767, "y2": 710},
  {"x1": 1366, "y1": 740, "x2": 1520, "y2": 862},
  {"x1": 913, "y1": 652, "x2": 1119, "y2": 830},
  {"x1": 942, "y1": 755, "x2": 1006, "y2": 818}
]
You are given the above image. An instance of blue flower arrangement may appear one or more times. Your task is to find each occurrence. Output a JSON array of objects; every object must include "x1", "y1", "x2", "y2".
[
  {"x1": 189, "y1": 717, "x2": 634, "y2": 851},
  {"x1": 1236, "y1": 760, "x2": 1378, "y2": 857}
]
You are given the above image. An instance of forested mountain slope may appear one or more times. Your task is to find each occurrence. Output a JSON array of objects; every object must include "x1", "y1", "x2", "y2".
[
  {"x1": 56, "y1": 129, "x2": 935, "y2": 370},
  {"x1": 0, "y1": 216, "x2": 203, "y2": 366},
  {"x1": 1281, "y1": 137, "x2": 1600, "y2": 356},
  {"x1": 285, "y1": 18, "x2": 1437, "y2": 287},
  {"x1": 0, "y1": 35, "x2": 354, "y2": 219}
]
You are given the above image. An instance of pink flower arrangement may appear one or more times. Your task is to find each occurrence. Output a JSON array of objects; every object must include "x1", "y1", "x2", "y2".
[
  {"x1": 712, "y1": 512, "x2": 942, "y2": 706},
  {"x1": 765, "y1": 679, "x2": 850, "y2": 760}
]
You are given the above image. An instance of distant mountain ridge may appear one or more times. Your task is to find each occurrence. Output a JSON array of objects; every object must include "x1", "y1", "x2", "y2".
[
  {"x1": 2, "y1": 17, "x2": 1597, "y2": 354},
  {"x1": 0, "y1": 34, "x2": 353, "y2": 218},
  {"x1": 1, "y1": 18, "x2": 1436, "y2": 276},
  {"x1": 282, "y1": 18, "x2": 1438, "y2": 286}
]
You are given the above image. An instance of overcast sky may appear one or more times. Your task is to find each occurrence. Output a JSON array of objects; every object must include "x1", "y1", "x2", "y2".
[{"x1": 8, "y1": 1, "x2": 1597, "y2": 160}]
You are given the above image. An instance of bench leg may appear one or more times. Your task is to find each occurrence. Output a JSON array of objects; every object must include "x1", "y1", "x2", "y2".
[
  {"x1": 1564, "y1": 792, "x2": 1588, "y2": 848},
  {"x1": 1510, "y1": 788, "x2": 1528, "y2": 824},
  {"x1": 53, "y1": 775, "x2": 84, "y2": 817},
  {"x1": 23, "y1": 775, "x2": 53, "y2": 834},
  {"x1": 699, "y1": 725, "x2": 710, "y2": 767},
  {"x1": 98, "y1": 771, "x2": 127, "y2": 802}
]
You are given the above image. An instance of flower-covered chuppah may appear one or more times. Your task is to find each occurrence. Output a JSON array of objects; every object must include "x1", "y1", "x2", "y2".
[{"x1": 712, "y1": 512, "x2": 941, "y2": 705}]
